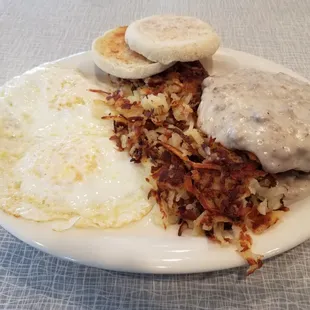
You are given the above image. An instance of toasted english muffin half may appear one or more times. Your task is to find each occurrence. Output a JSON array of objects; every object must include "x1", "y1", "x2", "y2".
[
  {"x1": 91, "y1": 26, "x2": 173, "y2": 79},
  {"x1": 125, "y1": 15, "x2": 220, "y2": 65}
]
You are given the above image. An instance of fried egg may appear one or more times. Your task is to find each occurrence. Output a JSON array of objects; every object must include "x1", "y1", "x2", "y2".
[{"x1": 0, "y1": 66, "x2": 152, "y2": 229}]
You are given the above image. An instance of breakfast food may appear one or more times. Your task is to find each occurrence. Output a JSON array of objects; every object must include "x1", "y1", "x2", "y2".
[
  {"x1": 89, "y1": 15, "x2": 310, "y2": 273},
  {"x1": 92, "y1": 26, "x2": 173, "y2": 79},
  {"x1": 1, "y1": 13, "x2": 310, "y2": 275},
  {"x1": 125, "y1": 15, "x2": 220, "y2": 64},
  {"x1": 94, "y1": 62, "x2": 290, "y2": 275},
  {"x1": 0, "y1": 66, "x2": 152, "y2": 229},
  {"x1": 198, "y1": 68, "x2": 310, "y2": 174}
]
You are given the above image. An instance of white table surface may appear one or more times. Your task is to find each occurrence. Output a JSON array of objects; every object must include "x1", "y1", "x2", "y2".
[{"x1": 1, "y1": 0, "x2": 310, "y2": 309}]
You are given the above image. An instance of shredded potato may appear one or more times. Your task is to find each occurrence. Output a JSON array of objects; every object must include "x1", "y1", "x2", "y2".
[{"x1": 90, "y1": 62, "x2": 288, "y2": 275}]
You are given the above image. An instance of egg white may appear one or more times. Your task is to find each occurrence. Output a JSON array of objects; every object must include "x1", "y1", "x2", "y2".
[{"x1": 0, "y1": 66, "x2": 152, "y2": 229}]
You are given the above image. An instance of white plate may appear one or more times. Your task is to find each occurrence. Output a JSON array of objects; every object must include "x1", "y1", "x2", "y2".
[{"x1": 0, "y1": 49, "x2": 309, "y2": 274}]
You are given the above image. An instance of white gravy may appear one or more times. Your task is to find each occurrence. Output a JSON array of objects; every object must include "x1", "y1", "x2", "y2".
[
  {"x1": 276, "y1": 172, "x2": 310, "y2": 203},
  {"x1": 197, "y1": 68, "x2": 310, "y2": 174}
]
